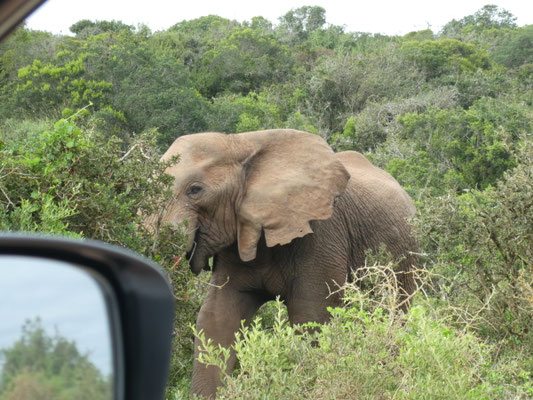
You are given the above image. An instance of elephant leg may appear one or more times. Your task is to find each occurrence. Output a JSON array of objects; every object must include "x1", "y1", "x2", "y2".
[
  {"x1": 191, "y1": 280, "x2": 263, "y2": 399},
  {"x1": 285, "y1": 277, "x2": 344, "y2": 326}
]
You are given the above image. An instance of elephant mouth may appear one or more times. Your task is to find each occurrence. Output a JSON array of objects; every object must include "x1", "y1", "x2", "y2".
[{"x1": 186, "y1": 230, "x2": 210, "y2": 275}]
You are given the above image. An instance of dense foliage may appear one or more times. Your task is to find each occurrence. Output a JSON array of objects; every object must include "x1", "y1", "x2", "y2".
[{"x1": 0, "y1": 4, "x2": 531, "y2": 398}]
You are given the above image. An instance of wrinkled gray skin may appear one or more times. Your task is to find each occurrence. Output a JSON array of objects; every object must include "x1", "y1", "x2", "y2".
[{"x1": 149, "y1": 129, "x2": 417, "y2": 399}]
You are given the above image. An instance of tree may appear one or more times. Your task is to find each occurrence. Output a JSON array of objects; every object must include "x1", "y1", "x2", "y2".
[
  {"x1": 13, "y1": 54, "x2": 113, "y2": 117},
  {"x1": 102, "y1": 35, "x2": 208, "y2": 147},
  {"x1": 163, "y1": 15, "x2": 239, "y2": 69},
  {"x1": 195, "y1": 24, "x2": 293, "y2": 97},
  {"x1": 441, "y1": 4, "x2": 517, "y2": 38},
  {"x1": 491, "y1": 25, "x2": 533, "y2": 68},
  {"x1": 384, "y1": 97, "x2": 529, "y2": 193},
  {"x1": 69, "y1": 19, "x2": 135, "y2": 38},
  {"x1": 415, "y1": 137, "x2": 533, "y2": 344},
  {"x1": 278, "y1": 6, "x2": 327, "y2": 43},
  {"x1": 0, "y1": 319, "x2": 112, "y2": 400},
  {"x1": 0, "y1": 28, "x2": 65, "y2": 118},
  {"x1": 0, "y1": 27, "x2": 60, "y2": 82},
  {"x1": 401, "y1": 39, "x2": 490, "y2": 80},
  {"x1": 305, "y1": 41, "x2": 421, "y2": 137}
]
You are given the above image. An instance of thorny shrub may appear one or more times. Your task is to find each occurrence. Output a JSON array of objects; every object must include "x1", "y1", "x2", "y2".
[
  {"x1": 415, "y1": 137, "x2": 532, "y2": 346},
  {"x1": 189, "y1": 263, "x2": 532, "y2": 399}
]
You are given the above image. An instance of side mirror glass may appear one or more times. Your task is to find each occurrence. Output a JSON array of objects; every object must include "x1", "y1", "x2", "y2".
[{"x1": 0, "y1": 256, "x2": 114, "y2": 399}]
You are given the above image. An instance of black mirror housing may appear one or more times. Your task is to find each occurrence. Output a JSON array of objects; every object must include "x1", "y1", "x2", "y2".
[
  {"x1": 0, "y1": 234, "x2": 175, "y2": 400},
  {"x1": 0, "y1": 0, "x2": 47, "y2": 40}
]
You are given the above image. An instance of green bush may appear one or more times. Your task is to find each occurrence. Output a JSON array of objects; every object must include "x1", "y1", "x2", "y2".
[
  {"x1": 332, "y1": 86, "x2": 458, "y2": 152},
  {"x1": 13, "y1": 54, "x2": 113, "y2": 117},
  {"x1": 305, "y1": 42, "x2": 422, "y2": 137},
  {"x1": 401, "y1": 39, "x2": 490, "y2": 80},
  {"x1": 414, "y1": 137, "x2": 532, "y2": 349},
  {"x1": 173, "y1": 259, "x2": 532, "y2": 399},
  {"x1": 0, "y1": 117, "x2": 169, "y2": 246},
  {"x1": 491, "y1": 25, "x2": 533, "y2": 68},
  {"x1": 0, "y1": 117, "x2": 201, "y2": 391},
  {"x1": 190, "y1": 295, "x2": 529, "y2": 399},
  {"x1": 374, "y1": 97, "x2": 530, "y2": 196}
]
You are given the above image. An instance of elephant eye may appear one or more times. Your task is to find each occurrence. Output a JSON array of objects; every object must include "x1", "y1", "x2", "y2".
[{"x1": 187, "y1": 184, "x2": 203, "y2": 197}]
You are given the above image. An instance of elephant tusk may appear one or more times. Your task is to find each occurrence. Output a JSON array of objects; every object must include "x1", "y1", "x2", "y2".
[{"x1": 187, "y1": 241, "x2": 197, "y2": 261}]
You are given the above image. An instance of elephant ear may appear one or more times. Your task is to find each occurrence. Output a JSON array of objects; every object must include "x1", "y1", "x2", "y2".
[{"x1": 236, "y1": 129, "x2": 350, "y2": 262}]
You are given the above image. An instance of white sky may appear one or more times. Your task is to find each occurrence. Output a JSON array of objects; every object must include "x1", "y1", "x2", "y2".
[{"x1": 26, "y1": 0, "x2": 532, "y2": 36}]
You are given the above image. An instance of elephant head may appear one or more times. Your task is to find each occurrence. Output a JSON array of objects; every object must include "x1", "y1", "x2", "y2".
[{"x1": 151, "y1": 129, "x2": 350, "y2": 275}]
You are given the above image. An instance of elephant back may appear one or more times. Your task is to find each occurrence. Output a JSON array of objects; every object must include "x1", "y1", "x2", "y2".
[{"x1": 335, "y1": 151, "x2": 416, "y2": 219}]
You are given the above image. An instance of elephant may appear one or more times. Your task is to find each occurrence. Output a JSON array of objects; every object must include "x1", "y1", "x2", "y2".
[{"x1": 149, "y1": 129, "x2": 417, "y2": 398}]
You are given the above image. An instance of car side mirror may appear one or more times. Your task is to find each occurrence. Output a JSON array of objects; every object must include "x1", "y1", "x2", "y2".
[{"x1": 0, "y1": 234, "x2": 175, "y2": 400}]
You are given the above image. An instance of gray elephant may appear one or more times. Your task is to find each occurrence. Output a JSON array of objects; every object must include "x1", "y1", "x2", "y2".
[{"x1": 150, "y1": 129, "x2": 417, "y2": 398}]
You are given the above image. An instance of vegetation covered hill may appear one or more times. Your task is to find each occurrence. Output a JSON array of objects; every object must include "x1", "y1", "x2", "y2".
[{"x1": 0, "y1": 4, "x2": 531, "y2": 398}]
